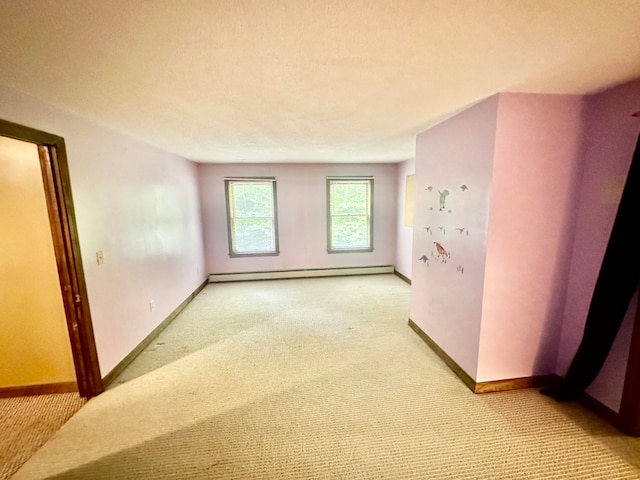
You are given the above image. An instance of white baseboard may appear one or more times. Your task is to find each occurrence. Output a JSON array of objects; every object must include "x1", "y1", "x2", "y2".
[{"x1": 209, "y1": 265, "x2": 394, "y2": 283}]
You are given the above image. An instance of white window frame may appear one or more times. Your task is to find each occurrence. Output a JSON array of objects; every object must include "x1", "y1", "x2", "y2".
[
  {"x1": 224, "y1": 177, "x2": 279, "y2": 257},
  {"x1": 327, "y1": 177, "x2": 374, "y2": 253}
]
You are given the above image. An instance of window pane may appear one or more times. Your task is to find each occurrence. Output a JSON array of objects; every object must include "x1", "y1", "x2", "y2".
[
  {"x1": 232, "y1": 183, "x2": 273, "y2": 217},
  {"x1": 226, "y1": 179, "x2": 278, "y2": 256},
  {"x1": 331, "y1": 183, "x2": 368, "y2": 215},
  {"x1": 327, "y1": 178, "x2": 372, "y2": 252},
  {"x1": 233, "y1": 218, "x2": 274, "y2": 253},
  {"x1": 331, "y1": 215, "x2": 368, "y2": 249}
]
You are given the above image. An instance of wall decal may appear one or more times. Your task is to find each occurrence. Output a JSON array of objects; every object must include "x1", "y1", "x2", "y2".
[
  {"x1": 438, "y1": 189, "x2": 450, "y2": 211},
  {"x1": 433, "y1": 242, "x2": 450, "y2": 263},
  {"x1": 418, "y1": 184, "x2": 473, "y2": 271}
]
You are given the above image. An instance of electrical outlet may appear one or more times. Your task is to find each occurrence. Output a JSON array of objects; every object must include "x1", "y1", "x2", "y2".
[
  {"x1": 149, "y1": 300, "x2": 154, "y2": 312},
  {"x1": 96, "y1": 251, "x2": 104, "y2": 266}
]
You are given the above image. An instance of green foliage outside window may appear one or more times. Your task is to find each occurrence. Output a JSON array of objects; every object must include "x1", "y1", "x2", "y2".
[
  {"x1": 226, "y1": 180, "x2": 278, "y2": 255},
  {"x1": 328, "y1": 179, "x2": 373, "y2": 252}
]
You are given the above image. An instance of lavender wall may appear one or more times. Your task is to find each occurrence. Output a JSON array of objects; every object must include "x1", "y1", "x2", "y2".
[
  {"x1": 395, "y1": 157, "x2": 415, "y2": 280},
  {"x1": 477, "y1": 93, "x2": 586, "y2": 382},
  {"x1": 198, "y1": 163, "x2": 397, "y2": 274},
  {"x1": 0, "y1": 83, "x2": 206, "y2": 377},
  {"x1": 410, "y1": 96, "x2": 499, "y2": 379},
  {"x1": 410, "y1": 83, "x2": 640, "y2": 401},
  {"x1": 557, "y1": 78, "x2": 640, "y2": 412}
]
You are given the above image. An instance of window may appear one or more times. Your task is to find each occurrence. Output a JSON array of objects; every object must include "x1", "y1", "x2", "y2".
[
  {"x1": 327, "y1": 177, "x2": 373, "y2": 253},
  {"x1": 225, "y1": 178, "x2": 279, "y2": 256}
]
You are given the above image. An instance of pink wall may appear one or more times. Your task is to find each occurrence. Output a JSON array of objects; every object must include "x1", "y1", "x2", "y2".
[
  {"x1": 410, "y1": 96, "x2": 499, "y2": 379},
  {"x1": 0, "y1": 84, "x2": 206, "y2": 377},
  {"x1": 557, "y1": 78, "x2": 640, "y2": 411},
  {"x1": 477, "y1": 93, "x2": 586, "y2": 382},
  {"x1": 410, "y1": 83, "x2": 640, "y2": 400},
  {"x1": 198, "y1": 163, "x2": 397, "y2": 273},
  {"x1": 395, "y1": 157, "x2": 415, "y2": 280}
]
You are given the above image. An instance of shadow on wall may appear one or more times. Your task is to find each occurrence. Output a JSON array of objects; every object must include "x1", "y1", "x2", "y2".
[
  {"x1": 543, "y1": 82, "x2": 640, "y2": 405},
  {"x1": 532, "y1": 102, "x2": 592, "y2": 378}
]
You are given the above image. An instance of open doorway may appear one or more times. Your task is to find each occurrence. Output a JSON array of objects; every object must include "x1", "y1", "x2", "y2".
[{"x1": 0, "y1": 118, "x2": 102, "y2": 399}]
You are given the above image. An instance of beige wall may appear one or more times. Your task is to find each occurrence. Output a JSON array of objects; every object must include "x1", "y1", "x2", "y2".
[{"x1": 0, "y1": 136, "x2": 75, "y2": 387}]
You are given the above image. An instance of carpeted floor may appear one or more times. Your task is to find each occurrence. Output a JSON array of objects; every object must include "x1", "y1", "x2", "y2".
[
  {"x1": 9, "y1": 274, "x2": 640, "y2": 479},
  {"x1": 0, "y1": 393, "x2": 85, "y2": 480}
]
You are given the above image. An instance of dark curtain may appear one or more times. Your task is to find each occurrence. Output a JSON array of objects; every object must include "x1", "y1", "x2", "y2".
[{"x1": 542, "y1": 130, "x2": 640, "y2": 401}]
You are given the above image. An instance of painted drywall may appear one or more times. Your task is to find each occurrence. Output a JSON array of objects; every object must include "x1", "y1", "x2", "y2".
[
  {"x1": 395, "y1": 158, "x2": 415, "y2": 280},
  {"x1": 410, "y1": 96, "x2": 499, "y2": 380},
  {"x1": 0, "y1": 137, "x2": 76, "y2": 387},
  {"x1": 477, "y1": 93, "x2": 586, "y2": 382},
  {"x1": 198, "y1": 163, "x2": 397, "y2": 274},
  {"x1": 556, "y1": 78, "x2": 640, "y2": 412},
  {"x1": 410, "y1": 85, "x2": 640, "y2": 398},
  {"x1": 0, "y1": 83, "x2": 206, "y2": 377}
]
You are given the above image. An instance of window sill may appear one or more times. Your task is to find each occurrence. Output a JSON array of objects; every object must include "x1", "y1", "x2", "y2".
[
  {"x1": 327, "y1": 248, "x2": 374, "y2": 254},
  {"x1": 229, "y1": 251, "x2": 280, "y2": 258}
]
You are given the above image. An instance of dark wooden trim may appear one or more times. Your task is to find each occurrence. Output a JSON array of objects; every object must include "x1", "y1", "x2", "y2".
[
  {"x1": 578, "y1": 390, "x2": 623, "y2": 431},
  {"x1": 102, "y1": 279, "x2": 208, "y2": 388},
  {"x1": 475, "y1": 375, "x2": 556, "y2": 393},
  {"x1": 37, "y1": 146, "x2": 87, "y2": 388},
  {"x1": 54, "y1": 142, "x2": 103, "y2": 397},
  {"x1": 543, "y1": 374, "x2": 625, "y2": 433},
  {"x1": 618, "y1": 290, "x2": 640, "y2": 436},
  {"x1": 408, "y1": 318, "x2": 476, "y2": 392},
  {"x1": 394, "y1": 269, "x2": 411, "y2": 285},
  {"x1": 0, "y1": 382, "x2": 78, "y2": 399},
  {"x1": 1, "y1": 118, "x2": 103, "y2": 398},
  {"x1": 408, "y1": 318, "x2": 558, "y2": 395},
  {"x1": 0, "y1": 118, "x2": 61, "y2": 145},
  {"x1": 38, "y1": 145, "x2": 100, "y2": 398}
]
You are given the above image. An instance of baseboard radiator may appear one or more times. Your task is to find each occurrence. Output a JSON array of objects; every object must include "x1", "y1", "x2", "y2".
[{"x1": 209, "y1": 265, "x2": 394, "y2": 283}]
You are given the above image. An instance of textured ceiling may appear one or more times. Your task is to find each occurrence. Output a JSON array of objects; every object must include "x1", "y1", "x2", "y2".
[{"x1": 1, "y1": 1, "x2": 640, "y2": 164}]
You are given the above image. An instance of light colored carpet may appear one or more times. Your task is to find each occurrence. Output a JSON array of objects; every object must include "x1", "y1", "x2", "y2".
[
  {"x1": 10, "y1": 274, "x2": 640, "y2": 479},
  {"x1": 0, "y1": 393, "x2": 85, "y2": 480}
]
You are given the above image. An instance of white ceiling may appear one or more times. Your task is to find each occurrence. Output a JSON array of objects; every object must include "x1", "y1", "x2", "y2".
[{"x1": 1, "y1": 1, "x2": 640, "y2": 164}]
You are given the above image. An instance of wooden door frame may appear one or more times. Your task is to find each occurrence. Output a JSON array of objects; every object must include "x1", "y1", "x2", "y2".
[
  {"x1": 619, "y1": 292, "x2": 640, "y2": 435},
  {"x1": 0, "y1": 118, "x2": 103, "y2": 398}
]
